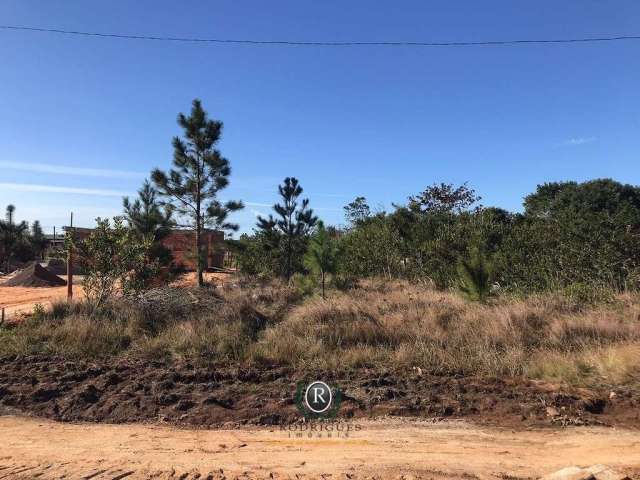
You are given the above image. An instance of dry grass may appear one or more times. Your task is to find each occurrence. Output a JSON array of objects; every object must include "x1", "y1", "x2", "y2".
[
  {"x1": 251, "y1": 279, "x2": 640, "y2": 384},
  {"x1": 527, "y1": 344, "x2": 640, "y2": 385},
  {"x1": 1, "y1": 278, "x2": 639, "y2": 387}
]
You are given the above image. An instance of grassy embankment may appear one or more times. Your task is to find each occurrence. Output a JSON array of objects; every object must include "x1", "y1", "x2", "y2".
[{"x1": 1, "y1": 279, "x2": 638, "y2": 388}]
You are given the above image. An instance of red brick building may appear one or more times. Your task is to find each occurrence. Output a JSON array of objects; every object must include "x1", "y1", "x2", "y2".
[
  {"x1": 160, "y1": 229, "x2": 225, "y2": 270},
  {"x1": 65, "y1": 227, "x2": 225, "y2": 271}
]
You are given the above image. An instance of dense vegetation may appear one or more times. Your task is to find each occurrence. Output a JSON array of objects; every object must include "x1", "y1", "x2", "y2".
[{"x1": 236, "y1": 179, "x2": 640, "y2": 298}]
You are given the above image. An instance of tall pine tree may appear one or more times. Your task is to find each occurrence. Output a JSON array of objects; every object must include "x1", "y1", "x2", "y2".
[{"x1": 152, "y1": 99, "x2": 243, "y2": 286}]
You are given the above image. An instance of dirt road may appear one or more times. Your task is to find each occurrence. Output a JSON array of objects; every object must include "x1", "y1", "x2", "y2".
[
  {"x1": 0, "y1": 416, "x2": 639, "y2": 480},
  {"x1": 0, "y1": 285, "x2": 79, "y2": 319}
]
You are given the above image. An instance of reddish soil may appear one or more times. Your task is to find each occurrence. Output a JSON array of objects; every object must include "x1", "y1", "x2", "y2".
[
  {"x1": 0, "y1": 284, "x2": 82, "y2": 320},
  {"x1": 1, "y1": 356, "x2": 638, "y2": 429}
]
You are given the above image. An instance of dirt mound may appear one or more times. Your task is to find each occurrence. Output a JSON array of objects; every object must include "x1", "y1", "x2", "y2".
[
  {"x1": 0, "y1": 356, "x2": 638, "y2": 429},
  {"x1": 1, "y1": 262, "x2": 67, "y2": 287}
]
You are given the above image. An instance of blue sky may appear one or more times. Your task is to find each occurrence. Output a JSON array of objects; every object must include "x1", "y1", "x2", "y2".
[{"x1": 1, "y1": 1, "x2": 639, "y2": 235}]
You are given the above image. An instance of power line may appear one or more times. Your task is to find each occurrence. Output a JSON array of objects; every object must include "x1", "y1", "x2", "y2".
[{"x1": 1, "y1": 24, "x2": 640, "y2": 47}]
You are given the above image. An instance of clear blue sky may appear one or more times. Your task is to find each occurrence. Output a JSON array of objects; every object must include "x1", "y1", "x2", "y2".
[{"x1": 1, "y1": 1, "x2": 639, "y2": 235}]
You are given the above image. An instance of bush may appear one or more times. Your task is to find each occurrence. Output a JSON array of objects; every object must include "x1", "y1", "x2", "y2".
[
  {"x1": 233, "y1": 232, "x2": 280, "y2": 277},
  {"x1": 339, "y1": 215, "x2": 404, "y2": 279},
  {"x1": 292, "y1": 273, "x2": 317, "y2": 297},
  {"x1": 74, "y1": 217, "x2": 159, "y2": 308}
]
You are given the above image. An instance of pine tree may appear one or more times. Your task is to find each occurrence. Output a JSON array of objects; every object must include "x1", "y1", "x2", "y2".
[
  {"x1": 0, "y1": 205, "x2": 28, "y2": 271},
  {"x1": 257, "y1": 177, "x2": 318, "y2": 280},
  {"x1": 124, "y1": 180, "x2": 173, "y2": 236},
  {"x1": 151, "y1": 99, "x2": 243, "y2": 286},
  {"x1": 457, "y1": 248, "x2": 493, "y2": 302},
  {"x1": 123, "y1": 180, "x2": 175, "y2": 266},
  {"x1": 304, "y1": 221, "x2": 339, "y2": 298},
  {"x1": 30, "y1": 220, "x2": 47, "y2": 260}
]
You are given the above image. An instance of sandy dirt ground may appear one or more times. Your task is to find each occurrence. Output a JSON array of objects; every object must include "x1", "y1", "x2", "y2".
[
  {"x1": 0, "y1": 271, "x2": 230, "y2": 321},
  {"x1": 0, "y1": 416, "x2": 639, "y2": 480},
  {"x1": 0, "y1": 284, "x2": 84, "y2": 319},
  {"x1": 169, "y1": 271, "x2": 235, "y2": 288}
]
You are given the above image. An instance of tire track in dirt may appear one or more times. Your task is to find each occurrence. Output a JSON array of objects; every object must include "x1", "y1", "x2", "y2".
[
  {"x1": 0, "y1": 462, "x2": 141, "y2": 480},
  {"x1": 0, "y1": 462, "x2": 488, "y2": 480}
]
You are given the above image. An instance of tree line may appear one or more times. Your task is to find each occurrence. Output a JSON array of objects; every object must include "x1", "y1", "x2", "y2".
[{"x1": 234, "y1": 176, "x2": 640, "y2": 299}]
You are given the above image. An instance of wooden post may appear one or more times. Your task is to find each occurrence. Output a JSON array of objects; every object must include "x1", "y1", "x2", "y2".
[
  {"x1": 1, "y1": 308, "x2": 5, "y2": 327},
  {"x1": 67, "y1": 212, "x2": 73, "y2": 301}
]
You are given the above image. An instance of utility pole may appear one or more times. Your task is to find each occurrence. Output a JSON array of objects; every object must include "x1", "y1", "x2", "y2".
[{"x1": 67, "y1": 212, "x2": 73, "y2": 301}]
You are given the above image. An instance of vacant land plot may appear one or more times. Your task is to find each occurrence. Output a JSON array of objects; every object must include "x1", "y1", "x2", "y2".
[
  {"x1": 1, "y1": 278, "x2": 639, "y2": 478},
  {"x1": 2, "y1": 279, "x2": 639, "y2": 385}
]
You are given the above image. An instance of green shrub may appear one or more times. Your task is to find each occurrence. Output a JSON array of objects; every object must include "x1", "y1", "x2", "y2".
[
  {"x1": 457, "y1": 249, "x2": 493, "y2": 302},
  {"x1": 32, "y1": 303, "x2": 46, "y2": 321},
  {"x1": 563, "y1": 282, "x2": 615, "y2": 306},
  {"x1": 74, "y1": 216, "x2": 159, "y2": 308},
  {"x1": 292, "y1": 273, "x2": 317, "y2": 297}
]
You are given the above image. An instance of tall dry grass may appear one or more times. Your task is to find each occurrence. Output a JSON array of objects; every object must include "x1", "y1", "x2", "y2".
[
  {"x1": 251, "y1": 279, "x2": 640, "y2": 384},
  {"x1": 1, "y1": 278, "x2": 638, "y2": 386}
]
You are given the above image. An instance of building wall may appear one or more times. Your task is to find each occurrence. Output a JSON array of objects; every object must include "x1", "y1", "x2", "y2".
[
  {"x1": 161, "y1": 230, "x2": 225, "y2": 270},
  {"x1": 63, "y1": 227, "x2": 225, "y2": 272}
]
